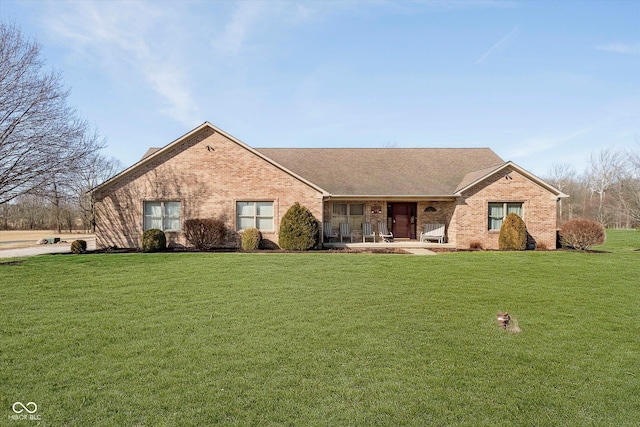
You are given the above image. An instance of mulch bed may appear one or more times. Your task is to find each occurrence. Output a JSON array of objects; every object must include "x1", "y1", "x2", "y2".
[{"x1": 70, "y1": 247, "x2": 420, "y2": 255}]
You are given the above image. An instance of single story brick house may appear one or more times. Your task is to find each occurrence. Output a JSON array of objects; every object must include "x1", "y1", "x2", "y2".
[{"x1": 91, "y1": 122, "x2": 567, "y2": 250}]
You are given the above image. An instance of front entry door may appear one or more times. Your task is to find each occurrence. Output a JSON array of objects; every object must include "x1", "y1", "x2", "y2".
[{"x1": 392, "y1": 203, "x2": 416, "y2": 239}]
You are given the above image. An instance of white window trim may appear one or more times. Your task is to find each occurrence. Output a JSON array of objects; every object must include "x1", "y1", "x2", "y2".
[
  {"x1": 488, "y1": 202, "x2": 524, "y2": 231},
  {"x1": 143, "y1": 201, "x2": 181, "y2": 232},
  {"x1": 236, "y1": 201, "x2": 275, "y2": 232}
]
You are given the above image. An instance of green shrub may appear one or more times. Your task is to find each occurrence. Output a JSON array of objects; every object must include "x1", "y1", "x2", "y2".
[
  {"x1": 241, "y1": 227, "x2": 262, "y2": 250},
  {"x1": 70, "y1": 239, "x2": 87, "y2": 254},
  {"x1": 141, "y1": 228, "x2": 166, "y2": 252},
  {"x1": 498, "y1": 213, "x2": 527, "y2": 251},
  {"x1": 183, "y1": 218, "x2": 227, "y2": 250},
  {"x1": 560, "y1": 218, "x2": 606, "y2": 250},
  {"x1": 278, "y1": 202, "x2": 318, "y2": 250}
]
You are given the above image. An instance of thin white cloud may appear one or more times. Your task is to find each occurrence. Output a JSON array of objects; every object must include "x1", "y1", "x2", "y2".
[
  {"x1": 593, "y1": 43, "x2": 640, "y2": 55},
  {"x1": 41, "y1": 1, "x2": 199, "y2": 127},
  {"x1": 210, "y1": 1, "x2": 340, "y2": 56},
  {"x1": 508, "y1": 127, "x2": 591, "y2": 159},
  {"x1": 210, "y1": 1, "x2": 519, "y2": 58},
  {"x1": 211, "y1": 2, "x2": 270, "y2": 55},
  {"x1": 476, "y1": 25, "x2": 519, "y2": 64}
]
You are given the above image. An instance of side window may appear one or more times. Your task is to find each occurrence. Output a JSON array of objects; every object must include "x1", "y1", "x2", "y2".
[
  {"x1": 489, "y1": 202, "x2": 523, "y2": 230},
  {"x1": 144, "y1": 201, "x2": 181, "y2": 231},
  {"x1": 237, "y1": 201, "x2": 274, "y2": 231}
]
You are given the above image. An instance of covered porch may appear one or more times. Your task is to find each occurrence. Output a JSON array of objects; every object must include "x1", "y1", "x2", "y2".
[
  {"x1": 322, "y1": 239, "x2": 456, "y2": 250},
  {"x1": 322, "y1": 197, "x2": 457, "y2": 245}
]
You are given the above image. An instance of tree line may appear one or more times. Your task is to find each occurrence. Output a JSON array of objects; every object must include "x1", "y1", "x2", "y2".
[
  {"x1": 0, "y1": 22, "x2": 121, "y2": 232},
  {"x1": 546, "y1": 145, "x2": 640, "y2": 229}
]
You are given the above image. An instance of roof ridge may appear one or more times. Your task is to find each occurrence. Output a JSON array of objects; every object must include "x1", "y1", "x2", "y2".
[{"x1": 256, "y1": 147, "x2": 494, "y2": 150}]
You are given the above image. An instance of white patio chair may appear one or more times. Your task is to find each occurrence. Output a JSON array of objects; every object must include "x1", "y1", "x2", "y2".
[
  {"x1": 362, "y1": 222, "x2": 376, "y2": 243},
  {"x1": 377, "y1": 221, "x2": 393, "y2": 242},
  {"x1": 323, "y1": 222, "x2": 338, "y2": 242},
  {"x1": 339, "y1": 223, "x2": 353, "y2": 242}
]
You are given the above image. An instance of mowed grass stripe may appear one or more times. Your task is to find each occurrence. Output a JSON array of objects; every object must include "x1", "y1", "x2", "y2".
[{"x1": 1, "y1": 236, "x2": 639, "y2": 426}]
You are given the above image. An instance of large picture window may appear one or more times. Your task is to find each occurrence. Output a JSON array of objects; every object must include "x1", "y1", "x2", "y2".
[
  {"x1": 237, "y1": 201, "x2": 274, "y2": 231},
  {"x1": 488, "y1": 202, "x2": 523, "y2": 230},
  {"x1": 144, "y1": 201, "x2": 181, "y2": 231},
  {"x1": 331, "y1": 203, "x2": 365, "y2": 230}
]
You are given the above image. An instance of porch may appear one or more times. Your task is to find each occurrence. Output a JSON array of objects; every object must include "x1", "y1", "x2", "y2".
[
  {"x1": 323, "y1": 200, "x2": 456, "y2": 243},
  {"x1": 322, "y1": 239, "x2": 456, "y2": 250}
]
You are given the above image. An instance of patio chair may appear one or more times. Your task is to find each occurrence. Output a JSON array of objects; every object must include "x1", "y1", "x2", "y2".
[
  {"x1": 323, "y1": 222, "x2": 338, "y2": 242},
  {"x1": 362, "y1": 222, "x2": 376, "y2": 243},
  {"x1": 420, "y1": 223, "x2": 445, "y2": 243},
  {"x1": 377, "y1": 221, "x2": 393, "y2": 242},
  {"x1": 339, "y1": 223, "x2": 353, "y2": 242}
]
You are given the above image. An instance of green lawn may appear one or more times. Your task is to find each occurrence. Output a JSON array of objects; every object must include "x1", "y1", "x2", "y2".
[{"x1": 1, "y1": 232, "x2": 639, "y2": 426}]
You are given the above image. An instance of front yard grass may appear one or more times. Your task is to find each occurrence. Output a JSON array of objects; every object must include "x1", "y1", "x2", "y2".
[{"x1": 1, "y1": 231, "x2": 639, "y2": 426}]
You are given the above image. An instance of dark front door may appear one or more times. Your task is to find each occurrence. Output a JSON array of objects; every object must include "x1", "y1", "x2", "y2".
[{"x1": 392, "y1": 203, "x2": 416, "y2": 239}]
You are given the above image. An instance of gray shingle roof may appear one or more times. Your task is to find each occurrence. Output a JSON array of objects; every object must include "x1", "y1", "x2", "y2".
[{"x1": 256, "y1": 148, "x2": 505, "y2": 196}]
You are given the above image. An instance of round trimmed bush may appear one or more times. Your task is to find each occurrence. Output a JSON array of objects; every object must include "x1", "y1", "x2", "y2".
[
  {"x1": 498, "y1": 213, "x2": 527, "y2": 251},
  {"x1": 70, "y1": 239, "x2": 87, "y2": 254},
  {"x1": 141, "y1": 228, "x2": 166, "y2": 252},
  {"x1": 560, "y1": 218, "x2": 606, "y2": 250},
  {"x1": 278, "y1": 202, "x2": 318, "y2": 250},
  {"x1": 241, "y1": 227, "x2": 262, "y2": 250}
]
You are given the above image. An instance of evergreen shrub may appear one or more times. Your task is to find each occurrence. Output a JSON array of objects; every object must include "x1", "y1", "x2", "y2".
[
  {"x1": 142, "y1": 229, "x2": 166, "y2": 252},
  {"x1": 498, "y1": 213, "x2": 527, "y2": 251},
  {"x1": 70, "y1": 240, "x2": 87, "y2": 254},
  {"x1": 241, "y1": 227, "x2": 262, "y2": 250},
  {"x1": 278, "y1": 202, "x2": 318, "y2": 250}
]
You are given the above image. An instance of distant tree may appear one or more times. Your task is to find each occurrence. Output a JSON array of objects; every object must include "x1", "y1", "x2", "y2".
[
  {"x1": 620, "y1": 142, "x2": 640, "y2": 226},
  {"x1": 71, "y1": 149, "x2": 123, "y2": 231},
  {"x1": 0, "y1": 22, "x2": 103, "y2": 205},
  {"x1": 546, "y1": 163, "x2": 578, "y2": 222},
  {"x1": 587, "y1": 148, "x2": 624, "y2": 226}
]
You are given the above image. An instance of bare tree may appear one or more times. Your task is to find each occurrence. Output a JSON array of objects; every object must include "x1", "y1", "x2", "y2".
[
  {"x1": 619, "y1": 141, "x2": 640, "y2": 226},
  {"x1": 0, "y1": 22, "x2": 103, "y2": 205},
  {"x1": 546, "y1": 163, "x2": 578, "y2": 222},
  {"x1": 587, "y1": 147, "x2": 624, "y2": 226},
  {"x1": 70, "y1": 148, "x2": 123, "y2": 232}
]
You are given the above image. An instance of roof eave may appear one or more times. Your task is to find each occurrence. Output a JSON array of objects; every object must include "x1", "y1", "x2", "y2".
[
  {"x1": 326, "y1": 195, "x2": 457, "y2": 201},
  {"x1": 90, "y1": 122, "x2": 215, "y2": 196},
  {"x1": 90, "y1": 122, "x2": 330, "y2": 197},
  {"x1": 454, "y1": 161, "x2": 568, "y2": 198}
]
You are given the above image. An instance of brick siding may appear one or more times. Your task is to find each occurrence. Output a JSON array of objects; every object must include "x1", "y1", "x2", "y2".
[
  {"x1": 453, "y1": 167, "x2": 559, "y2": 250},
  {"x1": 94, "y1": 128, "x2": 323, "y2": 249},
  {"x1": 94, "y1": 127, "x2": 559, "y2": 251}
]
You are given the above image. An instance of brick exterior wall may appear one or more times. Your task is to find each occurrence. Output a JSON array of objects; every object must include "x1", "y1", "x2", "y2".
[
  {"x1": 452, "y1": 167, "x2": 559, "y2": 250},
  {"x1": 320, "y1": 169, "x2": 559, "y2": 250},
  {"x1": 93, "y1": 128, "x2": 324, "y2": 249},
  {"x1": 94, "y1": 126, "x2": 559, "y2": 251}
]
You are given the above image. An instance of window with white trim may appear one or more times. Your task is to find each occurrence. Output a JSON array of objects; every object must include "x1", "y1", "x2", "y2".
[
  {"x1": 331, "y1": 203, "x2": 365, "y2": 230},
  {"x1": 144, "y1": 201, "x2": 181, "y2": 231},
  {"x1": 237, "y1": 201, "x2": 274, "y2": 231},
  {"x1": 488, "y1": 202, "x2": 523, "y2": 230}
]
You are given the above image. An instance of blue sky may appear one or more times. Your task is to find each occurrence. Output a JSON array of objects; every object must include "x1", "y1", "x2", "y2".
[{"x1": 2, "y1": 0, "x2": 639, "y2": 176}]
